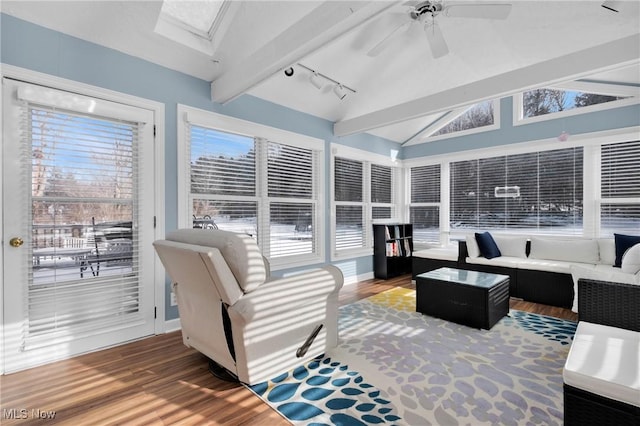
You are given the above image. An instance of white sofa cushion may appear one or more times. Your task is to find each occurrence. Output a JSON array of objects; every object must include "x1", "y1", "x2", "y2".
[
  {"x1": 529, "y1": 237, "x2": 599, "y2": 264},
  {"x1": 466, "y1": 256, "x2": 521, "y2": 268},
  {"x1": 621, "y1": 243, "x2": 640, "y2": 274},
  {"x1": 413, "y1": 247, "x2": 458, "y2": 261},
  {"x1": 492, "y1": 235, "x2": 528, "y2": 258},
  {"x1": 570, "y1": 265, "x2": 639, "y2": 312},
  {"x1": 563, "y1": 321, "x2": 640, "y2": 408},
  {"x1": 597, "y1": 238, "x2": 616, "y2": 266},
  {"x1": 465, "y1": 234, "x2": 481, "y2": 258},
  {"x1": 518, "y1": 259, "x2": 594, "y2": 275}
]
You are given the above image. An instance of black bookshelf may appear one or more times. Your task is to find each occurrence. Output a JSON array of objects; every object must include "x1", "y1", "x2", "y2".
[{"x1": 373, "y1": 223, "x2": 413, "y2": 279}]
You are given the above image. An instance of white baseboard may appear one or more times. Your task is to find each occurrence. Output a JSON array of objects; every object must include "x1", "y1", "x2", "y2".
[
  {"x1": 343, "y1": 271, "x2": 374, "y2": 285},
  {"x1": 164, "y1": 318, "x2": 181, "y2": 333}
]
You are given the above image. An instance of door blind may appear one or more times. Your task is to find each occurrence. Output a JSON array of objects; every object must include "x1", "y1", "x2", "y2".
[{"x1": 24, "y1": 103, "x2": 143, "y2": 349}]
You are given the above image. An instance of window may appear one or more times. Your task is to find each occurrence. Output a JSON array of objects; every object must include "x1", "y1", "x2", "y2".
[
  {"x1": 600, "y1": 140, "x2": 640, "y2": 236},
  {"x1": 335, "y1": 157, "x2": 364, "y2": 252},
  {"x1": 515, "y1": 85, "x2": 638, "y2": 125},
  {"x1": 522, "y1": 88, "x2": 628, "y2": 119},
  {"x1": 371, "y1": 164, "x2": 394, "y2": 221},
  {"x1": 181, "y1": 106, "x2": 323, "y2": 269},
  {"x1": 450, "y1": 147, "x2": 583, "y2": 235},
  {"x1": 409, "y1": 165, "x2": 441, "y2": 245},
  {"x1": 190, "y1": 127, "x2": 258, "y2": 235},
  {"x1": 154, "y1": 0, "x2": 232, "y2": 55},
  {"x1": 332, "y1": 147, "x2": 397, "y2": 258},
  {"x1": 432, "y1": 101, "x2": 494, "y2": 137}
]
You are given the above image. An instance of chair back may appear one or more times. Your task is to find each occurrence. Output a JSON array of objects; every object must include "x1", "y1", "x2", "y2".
[{"x1": 165, "y1": 229, "x2": 266, "y2": 294}]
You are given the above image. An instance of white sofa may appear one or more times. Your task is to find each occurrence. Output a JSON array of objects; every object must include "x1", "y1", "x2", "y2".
[
  {"x1": 153, "y1": 229, "x2": 343, "y2": 385},
  {"x1": 563, "y1": 277, "x2": 640, "y2": 425},
  {"x1": 414, "y1": 234, "x2": 640, "y2": 309}
]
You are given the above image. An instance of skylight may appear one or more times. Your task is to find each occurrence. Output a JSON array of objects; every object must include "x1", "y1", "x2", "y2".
[
  {"x1": 160, "y1": 0, "x2": 225, "y2": 36},
  {"x1": 155, "y1": 0, "x2": 231, "y2": 56}
]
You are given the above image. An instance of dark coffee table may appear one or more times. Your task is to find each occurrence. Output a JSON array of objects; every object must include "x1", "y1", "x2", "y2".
[{"x1": 416, "y1": 267, "x2": 510, "y2": 330}]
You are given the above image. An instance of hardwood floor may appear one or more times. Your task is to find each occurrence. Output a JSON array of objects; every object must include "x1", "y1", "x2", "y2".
[{"x1": 0, "y1": 274, "x2": 577, "y2": 425}]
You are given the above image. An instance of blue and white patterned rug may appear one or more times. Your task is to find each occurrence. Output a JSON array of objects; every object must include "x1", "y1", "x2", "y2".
[{"x1": 248, "y1": 288, "x2": 577, "y2": 426}]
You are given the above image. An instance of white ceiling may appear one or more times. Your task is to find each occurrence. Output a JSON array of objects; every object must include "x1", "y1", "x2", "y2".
[{"x1": 3, "y1": 0, "x2": 639, "y2": 143}]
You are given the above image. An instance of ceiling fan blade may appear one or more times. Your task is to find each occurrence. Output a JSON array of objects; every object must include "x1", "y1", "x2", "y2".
[
  {"x1": 445, "y1": 4, "x2": 512, "y2": 19},
  {"x1": 425, "y1": 21, "x2": 449, "y2": 59},
  {"x1": 367, "y1": 18, "x2": 410, "y2": 57}
]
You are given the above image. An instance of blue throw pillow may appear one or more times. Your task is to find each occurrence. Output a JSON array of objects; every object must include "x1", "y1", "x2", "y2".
[
  {"x1": 614, "y1": 233, "x2": 640, "y2": 267},
  {"x1": 475, "y1": 232, "x2": 501, "y2": 259}
]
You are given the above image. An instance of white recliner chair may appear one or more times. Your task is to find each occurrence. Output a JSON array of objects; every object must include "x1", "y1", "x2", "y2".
[{"x1": 153, "y1": 229, "x2": 344, "y2": 385}]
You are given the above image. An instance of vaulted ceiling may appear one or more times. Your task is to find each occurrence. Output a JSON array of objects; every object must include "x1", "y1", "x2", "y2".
[{"x1": 3, "y1": 1, "x2": 639, "y2": 144}]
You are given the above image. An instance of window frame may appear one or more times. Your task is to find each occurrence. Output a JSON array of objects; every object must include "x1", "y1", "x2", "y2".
[
  {"x1": 448, "y1": 147, "x2": 585, "y2": 237},
  {"x1": 596, "y1": 139, "x2": 640, "y2": 237},
  {"x1": 330, "y1": 144, "x2": 401, "y2": 260},
  {"x1": 177, "y1": 104, "x2": 325, "y2": 270},
  {"x1": 408, "y1": 163, "x2": 445, "y2": 248},
  {"x1": 421, "y1": 99, "x2": 501, "y2": 143},
  {"x1": 404, "y1": 127, "x2": 640, "y2": 242},
  {"x1": 513, "y1": 85, "x2": 640, "y2": 126}
]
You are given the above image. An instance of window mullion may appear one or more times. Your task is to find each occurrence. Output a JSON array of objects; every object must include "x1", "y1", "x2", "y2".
[{"x1": 255, "y1": 138, "x2": 269, "y2": 255}]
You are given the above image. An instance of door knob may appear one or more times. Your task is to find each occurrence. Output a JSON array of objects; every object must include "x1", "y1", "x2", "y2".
[{"x1": 9, "y1": 237, "x2": 24, "y2": 247}]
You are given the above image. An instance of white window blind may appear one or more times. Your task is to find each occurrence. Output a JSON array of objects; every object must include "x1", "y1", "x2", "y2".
[
  {"x1": 334, "y1": 157, "x2": 364, "y2": 251},
  {"x1": 371, "y1": 164, "x2": 394, "y2": 222},
  {"x1": 26, "y1": 104, "x2": 142, "y2": 349},
  {"x1": 410, "y1": 164, "x2": 441, "y2": 244},
  {"x1": 187, "y1": 123, "x2": 321, "y2": 263},
  {"x1": 450, "y1": 147, "x2": 583, "y2": 235},
  {"x1": 600, "y1": 140, "x2": 640, "y2": 236},
  {"x1": 371, "y1": 164, "x2": 391, "y2": 203},
  {"x1": 266, "y1": 141, "x2": 317, "y2": 258}
]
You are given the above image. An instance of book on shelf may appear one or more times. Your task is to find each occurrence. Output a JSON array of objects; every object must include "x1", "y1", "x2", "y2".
[
  {"x1": 385, "y1": 241, "x2": 400, "y2": 257},
  {"x1": 385, "y1": 240, "x2": 410, "y2": 257},
  {"x1": 404, "y1": 238, "x2": 411, "y2": 256}
]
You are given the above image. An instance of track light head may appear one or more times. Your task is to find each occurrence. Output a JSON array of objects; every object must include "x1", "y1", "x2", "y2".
[
  {"x1": 333, "y1": 84, "x2": 347, "y2": 100},
  {"x1": 309, "y1": 72, "x2": 323, "y2": 90},
  {"x1": 284, "y1": 67, "x2": 294, "y2": 77},
  {"x1": 601, "y1": 0, "x2": 620, "y2": 12}
]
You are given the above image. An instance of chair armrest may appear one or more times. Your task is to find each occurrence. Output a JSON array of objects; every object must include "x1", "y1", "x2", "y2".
[
  {"x1": 578, "y1": 278, "x2": 640, "y2": 332},
  {"x1": 228, "y1": 265, "x2": 343, "y2": 323}
]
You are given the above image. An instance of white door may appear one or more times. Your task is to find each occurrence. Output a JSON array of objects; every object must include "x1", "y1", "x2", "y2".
[{"x1": 2, "y1": 79, "x2": 156, "y2": 372}]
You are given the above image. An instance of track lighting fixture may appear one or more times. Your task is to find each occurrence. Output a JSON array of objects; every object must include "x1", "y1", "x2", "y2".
[
  {"x1": 601, "y1": 0, "x2": 620, "y2": 12},
  {"x1": 284, "y1": 67, "x2": 294, "y2": 77},
  {"x1": 333, "y1": 84, "x2": 347, "y2": 100},
  {"x1": 309, "y1": 72, "x2": 323, "y2": 90},
  {"x1": 296, "y1": 63, "x2": 356, "y2": 100}
]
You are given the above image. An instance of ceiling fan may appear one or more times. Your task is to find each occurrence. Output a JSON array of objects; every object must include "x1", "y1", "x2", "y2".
[{"x1": 367, "y1": 1, "x2": 512, "y2": 59}]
